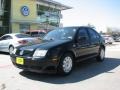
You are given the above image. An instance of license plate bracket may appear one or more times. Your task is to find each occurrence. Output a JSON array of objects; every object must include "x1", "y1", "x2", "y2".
[{"x1": 16, "y1": 57, "x2": 24, "y2": 65}]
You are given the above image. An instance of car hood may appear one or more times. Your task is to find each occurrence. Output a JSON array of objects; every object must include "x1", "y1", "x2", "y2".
[{"x1": 19, "y1": 39, "x2": 71, "y2": 51}]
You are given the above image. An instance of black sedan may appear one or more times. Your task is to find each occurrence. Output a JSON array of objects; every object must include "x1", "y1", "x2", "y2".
[{"x1": 10, "y1": 26, "x2": 105, "y2": 75}]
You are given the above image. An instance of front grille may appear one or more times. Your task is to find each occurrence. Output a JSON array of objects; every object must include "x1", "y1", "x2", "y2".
[{"x1": 16, "y1": 50, "x2": 34, "y2": 57}]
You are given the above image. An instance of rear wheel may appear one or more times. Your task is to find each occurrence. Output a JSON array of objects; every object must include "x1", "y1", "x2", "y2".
[
  {"x1": 97, "y1": 48, "x2": 105, "y2": 62},
  {"x1": 9, "y1": 46, "x2": 14, "y2": 54},
  {"x1": 57, "y1": 53, "x2": 74, "y2": 75}
]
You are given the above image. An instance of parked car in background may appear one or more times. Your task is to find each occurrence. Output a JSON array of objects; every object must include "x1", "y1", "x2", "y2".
[
  {"x1": 102, "y1": 35, "x2": 114, "y2": 44},
  {"x1": 0, "y1": 33, "x2": 38, "y2": 54},
  {"x1": 25, "y1": 30, "x2": 47, "y2": 39},
  {"x1": 114, "y1": 37, "x2": 120, "y2": 42},
  {"x1": 10, "y1": 26, "x2": 105, "y2": 75}
]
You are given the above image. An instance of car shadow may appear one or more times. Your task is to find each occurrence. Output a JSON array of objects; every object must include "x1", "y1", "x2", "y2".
[
  {"x1": 0, "y1": 52, "x2": 9, "y2": 55},
  {"x1": 20, "y1": 57, "x2": 120, "y2": 84}
]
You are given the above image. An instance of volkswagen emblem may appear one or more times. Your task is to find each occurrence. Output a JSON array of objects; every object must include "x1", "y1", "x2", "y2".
[
  {"x1": 20, "y1": 50, "x2": 24, "y2": 55},
  {"x1": 21, "y1": 6, "x2": 30, "y2": 16}
]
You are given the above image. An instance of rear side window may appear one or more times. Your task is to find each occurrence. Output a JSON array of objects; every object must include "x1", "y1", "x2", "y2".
[{"x1": 88, "y1": 28, "x2": 100, "y2": 43}]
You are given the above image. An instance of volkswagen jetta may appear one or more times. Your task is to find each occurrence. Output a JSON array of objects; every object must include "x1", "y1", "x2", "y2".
[{"x1": 10, "y1": 26, "x2": 105, "y2": 75}]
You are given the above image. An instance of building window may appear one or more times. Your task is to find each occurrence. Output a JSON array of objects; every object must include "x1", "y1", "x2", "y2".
[
  {"x1": 0, "y1": 0, "x2": 4, "y2": 16},
  {"x1": 19, "y1": 24, "x2": 30, "y2": 33},
  {"x1": 36, "y1": 4, "x2": 60, "y2": 30}
]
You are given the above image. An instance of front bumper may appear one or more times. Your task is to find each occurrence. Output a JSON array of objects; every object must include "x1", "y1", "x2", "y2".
[{"x1": 10, "y1": 55, "x2": 59, "y2": 73}]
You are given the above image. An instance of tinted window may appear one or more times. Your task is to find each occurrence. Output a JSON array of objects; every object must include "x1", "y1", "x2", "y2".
[
  {"x1": 26, "y1": 32, "x2": 46, "y2": 38},
  {"x1": 31, "y1": 32, "x2": 39, "y2": 37},
  {"x1": 88, "y1": 28, "x2": 100, "y2": 42},
  {"x1": 26, "y1": 32, "x2": 31, "y2": 34},
  {"x1": 31, "y1": 32, "x2": 45, "y2": 37},
  {"x1": 15, "y1": 34, "x2": 31, "y2": 38},
  {"x1": 78, "y1": 28, "x2": 89, "y2": 45}
]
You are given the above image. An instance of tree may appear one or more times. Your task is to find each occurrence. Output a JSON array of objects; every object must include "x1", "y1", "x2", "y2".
[{"x1": 106, "y1": 27, "x2": 120, "y2": 36}]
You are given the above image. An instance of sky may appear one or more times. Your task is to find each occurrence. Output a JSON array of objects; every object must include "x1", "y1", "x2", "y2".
[{"x1": 56, "y1": 0, "x2": 120, "y2": 32}]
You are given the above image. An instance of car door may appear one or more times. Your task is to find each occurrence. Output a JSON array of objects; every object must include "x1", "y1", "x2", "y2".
[
  {"x1": 87, "y1": 28, "x2": 100, "y2": 56},
  {"x1": 75, "y1": 27, "x2": 91, "y2": 60},
  {"x1": 0, "y1": 35, "x2": 13, "y2": 52}
]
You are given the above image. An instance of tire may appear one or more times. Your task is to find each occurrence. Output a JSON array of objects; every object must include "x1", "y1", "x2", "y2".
[
  {"x1": 97, "y1": 48, "x2": 105, "y2": 62},
  {"x1": 57, "y1": 53, "x2": 74, "y2": 75},
  {"x1": 9, "y1": 46, "x2": 14, "y2": 55}
]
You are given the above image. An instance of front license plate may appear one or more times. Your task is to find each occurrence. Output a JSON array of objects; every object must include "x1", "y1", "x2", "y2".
[{"x1": 16, "y1": 57, "x2": 24, "y2": 65}]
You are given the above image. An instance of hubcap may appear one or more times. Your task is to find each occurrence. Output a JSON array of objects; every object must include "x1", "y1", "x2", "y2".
[
  {"x1": 62, "y1": 56, "x2": 73, "y2": 73},
  {"x1": 100, "y1": 49, "x2": 105, "y2": 60},
  {"x1": 9, "y1": 47, "x2": 14, "y2": 54}
]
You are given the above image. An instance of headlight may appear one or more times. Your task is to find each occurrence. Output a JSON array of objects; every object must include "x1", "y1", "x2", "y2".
[{"x1": 33, "y1": 49, "x2": 48, "y2": 58}]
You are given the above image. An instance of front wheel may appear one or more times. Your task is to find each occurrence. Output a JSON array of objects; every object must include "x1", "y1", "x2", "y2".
[
  {"x1": 97, "y1": 48, "x2": 105, "y2": 62},
  {"x1": 9, "y1": 46, "x2": 14, "y2": 55},
  {"x1": 57, "y1": 53, "x2": 74, "y2": 75}
]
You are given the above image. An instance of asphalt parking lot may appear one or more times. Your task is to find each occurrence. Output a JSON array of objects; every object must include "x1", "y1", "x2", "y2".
[{"x1": 0, "y1": 42, "x2": 120, "y2": 90}]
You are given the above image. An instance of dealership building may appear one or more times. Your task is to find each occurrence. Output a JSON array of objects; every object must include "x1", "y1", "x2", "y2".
[{"x1": 0, "y1": 0, "x2": 71, "y2": 35}]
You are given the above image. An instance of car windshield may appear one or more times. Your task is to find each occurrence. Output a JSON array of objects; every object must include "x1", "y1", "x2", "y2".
[
  {"x1": 43, "y1": 27, "x2": 78, "y2": 40},
  {"x1": 15, "y1": 34, "x2": 32, "y2": 38}
]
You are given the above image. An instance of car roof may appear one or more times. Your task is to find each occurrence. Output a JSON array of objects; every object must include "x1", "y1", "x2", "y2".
[
  {"x1": 3, "y1": 33, "x2": 29, "y2": 38},
  {"x1": 4, "y1": 33, "x2": 22, "y2": 36},
  {"x1": 59, "y1": 26, "x2": 94, "y2": 29}
]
